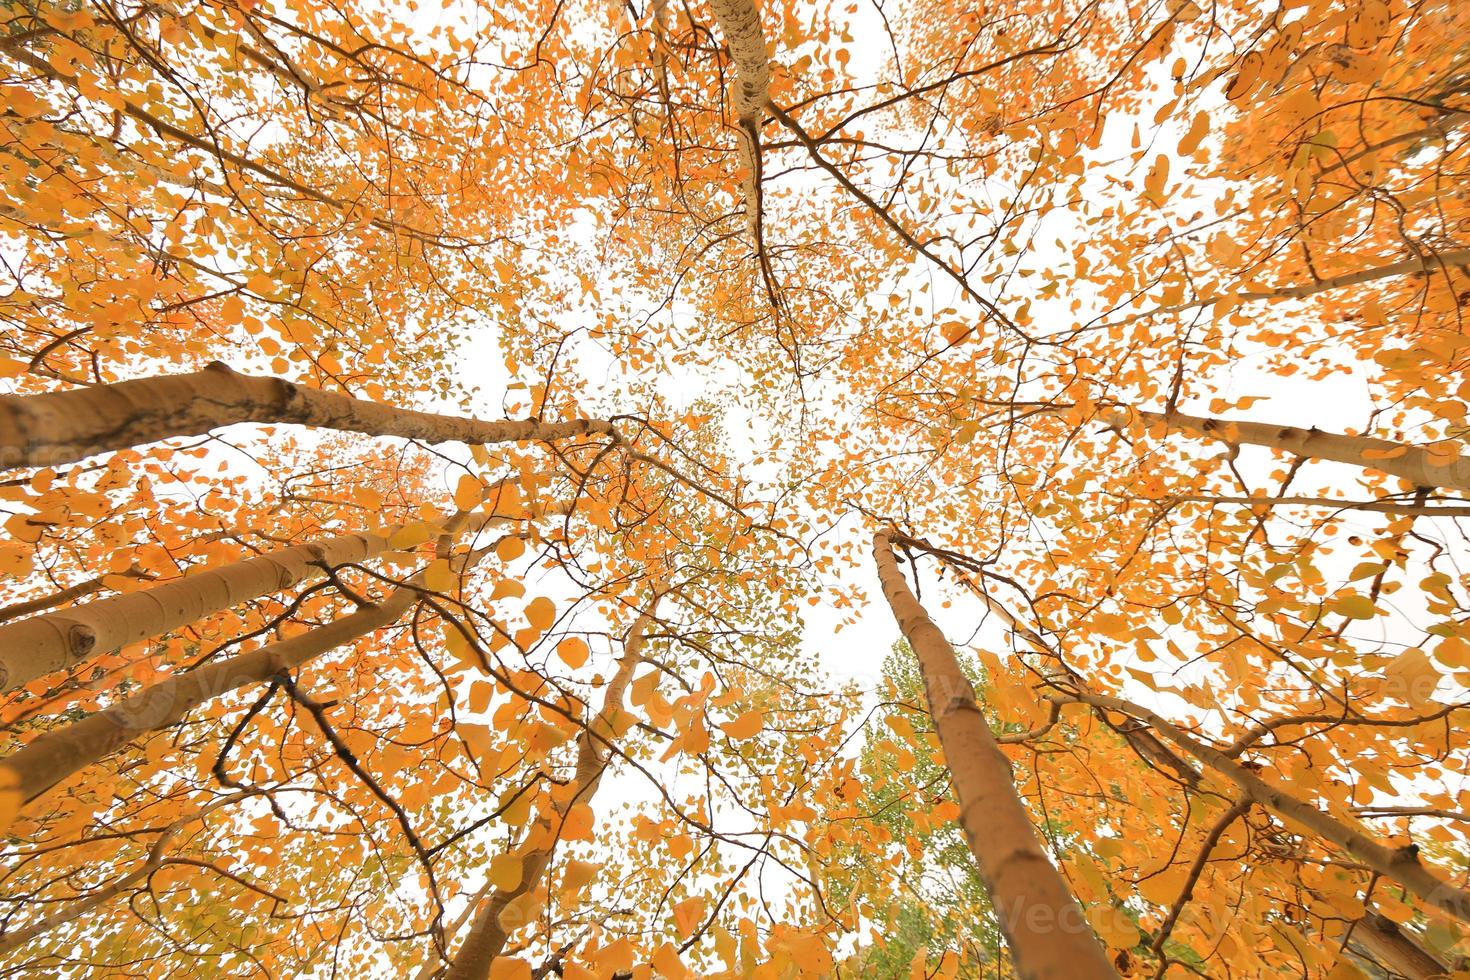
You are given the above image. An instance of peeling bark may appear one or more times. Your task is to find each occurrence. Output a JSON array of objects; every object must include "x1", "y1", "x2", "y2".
[
  {"x1": 0, "y1": 362, "x2": 617, "y2": 469},
  {"x1": 872, "y1": 531, "x2": 1119, "y2": 980}
]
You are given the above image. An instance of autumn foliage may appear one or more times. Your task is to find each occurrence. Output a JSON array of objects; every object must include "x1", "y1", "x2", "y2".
[{"x1": 1, "y1": 0, "x2": 1469, "y2": 977}]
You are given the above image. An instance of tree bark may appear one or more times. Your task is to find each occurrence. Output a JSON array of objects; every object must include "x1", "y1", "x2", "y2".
[
  {"x1": 0, "y1": 362, "x2": 617, "y2": 469},
  {"x1": 706, "y1": 0, "x2": 770, "y2": 243},
  {"x1": 1348, "y1": 912, "x2": 1452, "y2": 979},
  {"x1": 0, "y1": 523, "x2": 395, "y2": 693},
  {"x1": 442, "y1": 602, "x2": 658, "y2": 980},
  {"x1": 1108, "y1": 248, "x2": 1470, "y2": 329},
  {"x1": 0, "y1": 566, "x2": 150, "y2": 625},
  {"x1": 1113, "y1": 407, "x2": 1470, "y2": 493},
  {"x1": 871, "y1": 530, "x2": 1119, "y2": 980},
  {"x1": 0, "y1": 510, "x2": 513, "y2": 808},
  {"x1": 1062, "y1": 688, "x2": 1470, "y2": 925}
]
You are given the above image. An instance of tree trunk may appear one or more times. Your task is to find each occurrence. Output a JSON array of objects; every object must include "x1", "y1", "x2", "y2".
[
  {"x1": 1065, "y1": 688, "x2": 1470, "y2": 925},
  {"x1": 0, "y1": 523, "x2": 397, "y2": 693},
  {"x1": 1348, "y1": 911, "x2": 1452, "y2": 979},
  {"x1": 871, "y1": 530, "x2": 1119, "y2": 980},
  {"x1": 442, "y1": 602, "x2": 658, "y2": 980},
  {"x1": 0, "y1": 362, "x2": 617, "y2": 468},
  {"x1": 1114, "y1": 407, "x2": 1470, "y2": 493},
  {"x1": 706, "y1": 0, "x2": 770, "y2": 243},
  {"x1": 0, "y1": 566, "x2": 150, "y2": 625},
  {"x1": 1109, "y1": 248, "x2": 1470, "y2": 328},
  {"x1": 0, "y1": 510, "x2": 509, "y2": 808}
]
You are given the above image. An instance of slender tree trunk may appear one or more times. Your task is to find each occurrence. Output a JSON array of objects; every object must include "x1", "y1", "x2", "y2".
[
  {"x1": 442, "y1": 603, "x2": 658, "y2": 980},
  {"x1": 0, "y1": 566, "x2": 150, "y2": 625},
  {"x1": 1109, "y1": 248, "x2": 1470, "y2": 328},
  {"x1": 0, "y1": 505, "x2": 541, "y2": 809},
  {"x1": 872, "y1": 531, "x2": 1119, "y2": 980},
  {"x1": 1347, "y1": 912, "x2": 1452, "y2": 979},
  {"x1": 0, "y1": 585, "x2": 411, "y2": 807},
  {"x1": 1062, "y1": 688, "x2": 1470, "y2": 924},
  {"x1": 0, "y1": 790, "x2": 258, "y2": 952},
  {"x1": 1113, "y1": 407, "x2": 1470, "y2": 493},
  {"x1": 0, "y1": 362, "x2": 617, "y2": 468},
  {"x1": 0, "y1": 523, "x2": 395, "y2": 693},
  {"x1": 706, "y1": 0, "x2": 770, "y2": 243}
]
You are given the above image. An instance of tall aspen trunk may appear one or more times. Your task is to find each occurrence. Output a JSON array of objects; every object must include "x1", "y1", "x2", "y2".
[
  {"x1": 0, "y1": 505, "x2": 546, "y2": 811},
  {"x1": 0, "y1": 512, "x2": 509, "y2": 808},
  {"x1": 0, "y1": 790, "x2": 257, "y2": 952},
  {"x1": 706, "y1": 0, "x2": 770, "y2": 243},
  {"x1": 1113, "y1": 407, "x2": 1470, "y2": 493},
  {"x1": 442, "y1": 603, "x2": 658, "y2": 980},
  {"x1": 872, "y1": 531, "x2": 1119, "y2": 980},
  {"x1": 1065, "y1": 689, "x2": 1470, "y2": 924},
  {"x1": 0, "y1": 586, "x2": 409, "y2": 807},
  {"x1": 0, "y1": 524, "x2": 396, "y2": 693},
  {"x1": 0, "y1": 566, "x2": 149, "y2": 625},
  {"x1": 1110, "y1": 248, "x2": 1470, "y2": 328},
  {"x1": 0, "y1": 362, "x2": 617, "y2": 468}
]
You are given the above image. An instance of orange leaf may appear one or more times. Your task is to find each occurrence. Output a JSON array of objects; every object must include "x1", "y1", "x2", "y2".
[
  {"x1": 556, "y1": 637, "x2": 589, "y2": 669},
  {"x1": 454, "y1": 474, "x2": 483, "y2": 511},
  {"x1": 721, "y1": 710, "x2": 764, "y2": 741},
  {"x1": 673, "y1": 897, "x2": 706, "y2": 938},
  {"x1": 526, "y1": 597, "x2": 556, "y2": 631},
  {"x1": 488, "y1": 958, "x2": 531, "y2": 980}
]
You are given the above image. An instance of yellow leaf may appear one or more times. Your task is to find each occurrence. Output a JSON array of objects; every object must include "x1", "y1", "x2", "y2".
[
  {"x1": 556, "y1": 637, "x2": 590, "y2": 669},
  {"x1": 1331, "y1": 594, "x2": 1376, "y2": 620},
  {"x1": 496, "y1": 536, "x2": 526, "y2": 562},
  {"x1": 454, "y1": 474, "x2": 483, "y2": 512},
  {"x1": 526, "y1": 597, "x2": 556, "y2": 631},
  {"x1": 443, "y1": 624, "x2": 480, "y2": 672},
  {"x1": 673, "y1": 897, "x2": 706, "y2": 938},
  {"x1": 388, "y1": 522, "x2": 433, "y2": 550},
  {"x1": 1087, "y1": 906, "x2": 1140, "y2": 949},
  {"x1": 423, "y1": 559, "x2": 456, "y2": 593},
  {"x1": 1432, "y1": 636, "x2": 1470, "y2": 669},
  {"x1": 561, "y1": 858, "x2": 599, "y2": 893},
  {"x1": 561, "y1": 803, "x2": 595, "y2": 841},
  {"x1": 497, "y1": 787, "x2": 532, "y2": 826},
  {"x1": 1383, "y1": 648, "x2": 1439, "y2": 709},
  {"x1": 650, "y1": 942, "x2": 687, "y2": 980},
  {"x1": 489, "y1": 853, "x2": 523, "y2": 890},
  {"x1": 488, "y1": 957, "x2": 531, "y2": 980},
  {"x1": 940, "y1": 321, "x2": 972, "y2": 346},
  {"x1": 1143, "y1": 153, "x2": 1170, "y2": 203},
  {"x1": 468, "y1": 680, "x2": 492, "y2": 714},
  {"x1": 220, "y1": 294, "x2": 245, "y2": 323},
  {"x1": 721, "y1": 710, "x2": 764, "y2": 741},
  {"x1": 491, "y1": 579, "x2": 526, "y2": 600},
  {"x1": 1177, "y1": 110, "x2": 1209, "y2": 156}
]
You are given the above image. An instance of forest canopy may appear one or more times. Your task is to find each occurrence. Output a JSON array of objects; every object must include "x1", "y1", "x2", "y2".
[{"x1": 1, "y1": 0, "x2": 1469, "y2": 976}]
